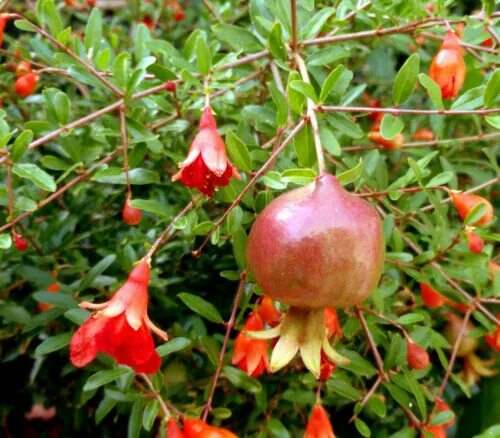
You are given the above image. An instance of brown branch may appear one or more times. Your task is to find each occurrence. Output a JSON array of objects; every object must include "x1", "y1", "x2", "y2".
[
  {"x1": 349, "y1": 376, "x2": 382, "y2": 423},
  {"x1": 193, "y1": 120, "x2": 306, "y2": 255},
  {"x1": 421, "y1": 31, "x2": 500, "y2": 54},
  {"x1": 318, "y1": 105, "x2": 500, "y2": 116},
  {"x1": 202, "y1": 270, "x2": 247, "y2": 421},
  {"x1": 290, "y1": 0, "x2": 298, "y2": 54},
  {"x1": 437, "y1": 309, "x2": 472, "y2": 396},
  {"x1": 140, "y1": 373, "x2": 171, "y2": 420},
  {"x1": 119, "y1": 107, "x2": 131, "y2": 198},
  {"x1": 355, "y1": 307, "x2": 388, "y2": 381}
]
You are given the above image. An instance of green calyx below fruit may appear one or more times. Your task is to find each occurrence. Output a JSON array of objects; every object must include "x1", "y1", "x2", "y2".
[{"x1": 245, "y1": 306, "x2": 349, "y2": 378}]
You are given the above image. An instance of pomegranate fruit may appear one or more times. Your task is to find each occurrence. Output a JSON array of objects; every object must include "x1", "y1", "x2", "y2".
[
  {"x1": 247, "y1": 173, "x2": 384, "y2": 309},
  {"x1": 245, "y1": 173, "x2": 384, "y2": 377}
]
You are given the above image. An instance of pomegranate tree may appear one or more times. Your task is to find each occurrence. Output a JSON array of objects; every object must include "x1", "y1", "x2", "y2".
[{"x1": 246, "y1": 173, "x2": 384, "y2": 376}]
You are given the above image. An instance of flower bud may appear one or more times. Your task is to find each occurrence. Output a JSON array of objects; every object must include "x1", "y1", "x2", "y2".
[{"x1": 406, "y1": 340, "x2": 429, "y2": 370}]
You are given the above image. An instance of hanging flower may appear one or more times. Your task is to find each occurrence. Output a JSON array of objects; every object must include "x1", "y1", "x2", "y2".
[
  {"x1": 429, "y1": 31, "x2": 466, "y2": 99},
  {"x1": 122, "y1": 196, "x2": 142, "y2": 226},
  {"x1": 466, "y1": 229, "x2": 484, "y2": 254},
  {"x1": 183, "y1": 418, "x2": 237, "y2": 438},
  {"x1": 420, "y1": 283, "x2": 446, "y2": 308},
  {"x1": 305, "y1": 404, "x2": 335, "y2": 438},
  {"x1": 232, "y1": 312, "x2": 269, "y2": 377},
  {"x1": 406, "y1": 339, "x2": 429, "y2": 370},
  {"x1": 69, "y1": 259, "x2": 167, "y2": 374},
  {"x1": 449, "y1": 191, "x2": 494, "y2": 226},
  {"x1": 324, "y1": 307, "x2": 343, "y2": 339},
  {"x1": 257, "y1": 296, "x2": 282, "y2": 326},
  {"x1": 173, "y1": 106, "x2": 239, "y2": 196}
]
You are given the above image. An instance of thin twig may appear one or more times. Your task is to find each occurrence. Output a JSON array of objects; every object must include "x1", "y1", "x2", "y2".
[
  {"x1": 318, "y1": 105, "x2": 500, "y2": 116},
  {"x1": 349, "y1": 376, "x2": 382, "y2": 423},
  {"x1": 202, "y1": 271, "x2": 247, "y2": 421},
  {"x1": 140, "y1": 373, "x2": 171, "y2": 419},
  {"x1": 119, "y1": 107, "x2": 131, "y2": 198}
]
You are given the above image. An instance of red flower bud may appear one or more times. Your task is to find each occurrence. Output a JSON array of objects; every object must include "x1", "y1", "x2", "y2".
[
  {"x1": 305, "y1": 404, "x2": 335, "y2": 438},
  {"x1": 173, "y1": 10, "x2": 185, "y2": 21},
  {"x1": 429, "y1": 31, "x2": 466, "y2": 99},
  {"x1": 412, "y1": 128, "x2": 435, "y2": 141},
  {"x1": 122, "y1": 197, "x2": 142, "y2": 226},
  {"x1": 466, "y1": 230, "x2": 484, "y2": 254},
  {"x1": 173, "y1": 106, "x2": 240, "y2": 196},
  {"x1": 367, "y1": 131, "x2": 404, "y2": 151},
  {"x1": 434, "y1": 397, "x2": 455, "y2": 428},
  {"x1": 13, "y1": 231, "x2": 28, "y2": 251},
  {"x1": 232, "y1": 312, "x2": 269, "y2": 377},
  {"x1": 141, "y1": 16, "x2": 155, "y2": 30},
  {"x1": 420, "y1": 283, "x2": 446, "y2": 308},
  {"x1": 167, "y1": 418, "x2": 185, "y2": 437},
  {"x1": 406, "y1": 340, "x2": 429, "y2": 370},
  {"x1": 14, "y1": 72, "x2": 39, "y2": 97},
  {"x1": 87, "y1": 0, "x2": 96, "y2": 7},
  {"x1": 421, "y1": 426, "x2": 446, "y2": 438},
  {"x1": 0, "y1": 13, "x2": 10, "y2": 47},
  {"x1": 183, "y1": 418, "x2": 237, "y2": 438},
  {"x1": 450, "y1": 192, "x2": 493, "y2": 226},
  {"x1": 165, "y1": 81, "x2": 177, "y2": 92}
]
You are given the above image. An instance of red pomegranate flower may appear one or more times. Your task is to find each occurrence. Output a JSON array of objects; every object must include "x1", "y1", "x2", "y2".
[
  {"x1": 420, "y1": 283, "x2": 446, "y2": 308},
  {"x1": 305, "y1": 404, "x2": 335, "y2": 438},
  {"x1": 406, "y1": 339, "x2": 429, "y2": 370},
  {"x1": 232, "y1": 312, "x2": 269, "y2": 377},
  {"x1": 69, "y1": 259, "x2": 167, "y2": 374},
  {"x1": 183, "y1": 418, "x2": 237, "y2": 438},
  {"x1": 429, "y1": 31, "x2": 466, "y2": 99},
  {"x1": 325, "y1": 307, "x2": 343, "y2": 339},
  {"x1": 257, "y1": 296, "x2": 281, "y2": 326},
  {"x1": 122, "y1": 196, "x2": 142, "y2": 226},
  {"x1": 449, "y1": 191, "x2": 494, "y2": 226},
  {"x1": 167, "y1": 418, "x2": 185, "y2": 437},
  {"x1": 172, "y1": 106, "x2": 239, "y2": 196},
  {"x1": 485, "y1": 318, "x2": 500, "y2": 352}
]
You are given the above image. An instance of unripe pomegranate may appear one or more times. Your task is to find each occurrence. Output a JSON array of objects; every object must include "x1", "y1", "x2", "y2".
[
  {"x1": 444, "y1": 312, "x2": 478, "y2": 357},
  {"x1": 449, "y1": 191, "x2": 493, "y2": 226},
  {"x1": 14, "y1": 72, "x2": 39, "y2": 97},
  {"x1": 247, "y1": 174, "x2": 384, "y2": 309},
  {"x1": 466, "y1": 229, "x2": 484, "y2": 254},
  {"x1": 122, "y1": 197, "x2": 142, "y2": 225},
  {"x1": 367, "y1": 131, "x2": 404, "y2": 150},
  {"x1": 13, "y1": 231, "x2": 28, "y2": 251},
  {"x1": 406, "y1": 340, "x2": 429, "y2": 370}
]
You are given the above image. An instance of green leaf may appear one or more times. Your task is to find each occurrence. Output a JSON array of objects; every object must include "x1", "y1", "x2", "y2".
[
  {"x1": 12, "y1": 163, "x2": 56, "y2": 192},
  {"x1": 35, "y1": 332, "x2": 72, "y2": 355},
  {"x1": 302, "y1": 7, "x2": 335, "y2": 40},
  {"x1": 425, "y1": 171, "x2": 454, "y2": 188},
  {"x1": 428, "y1": 410, "x2": 455, "y2": 426},
  {"x1": 485, "y1": 69, "x2": 500, "y2": 107},
  {"x1": 156, "y1": 337, "x2": 191, "y2": 357},
  {"x1": 354, "y1": 418, "x2": 371, "y2": 437},
  {"x1": 84, "y1": 8, "x2": 102, "y2": 53},
  {"x1": 134, "y1": 24, "x2": 151, "y2": 61},
  {"x1": 177, "y1": 293, "x2": 223, "y2": 323},
  {"x1": 95, "y1": 397, "x2": 117, "y2": 425},
  {"x1": 79, "y1": 254, "x2": 116, "y2": 290},
  {"x1": 281, "y1": 168, "x2": 316, "y2": 185},
  {"x1": 42, "y1": 0, "x2": 63, "y2": 36},
  {"x1": 113, "y1": 53, "x2": 132, "y2": 88},
  {"x1": 396, "y1": 313, "x2": 425, "y2": 325},
  {"x1": 380, "y1": 114, "x2": 404, "y2": 140},
  {"x1": 320, "y1": 65, "x2": 353, "y2": 102},
  {"x1": 54, "y1": 91, "x2": 71, "y2": 125},
  {"x1": 142, "y1": 400, "x2": 159, "y2": 431},
  {"x1": 91, "y1": 167, "x2": 159, "y2": 185},
  {"x1": 127, "y1": 400, "x2": 142, "y2": 438},
  {"x1": 223, "y1": 366, "x2": 262, "y2": 393},
  {"x1": 337, "y1": 348, "x2": 378, "y2": 376},
  {"x1": 196, "y1": 36, "x2": 212, "y2": 75},
  {"x1": 287, "y1": 71, "x2": 306, "y2": 114},
  {"x1": 268, "y1": 82, "x2": 288, "y2": 127},
  {"x1": 392, "y1": 53, "x2": 420, "y2": 105},
  {"x1": 226, "y1": 130, "x2": 252, "y2": 172},
  {"x1": 464, "y1": 202, "x2": 488, "y2": 226},
  {"x1": 319, "y1": 125, "x2": 341, "y2": 156},
  {"x1": 33, "y1": 291, "x2": 78, "y2": 309},
  {"x1": 289, "y1": 80, "x2": 317, "y2": 102},
  {"x1": 268, "y1": 22, "x2": 286, "y2": 60},
  {"x1": 232, "y1": 226, "x2": 248, "y2": 269},
  {"x1": 0, "y1": 233, "x2": 12, "y2": 249},
  {"x1": 338, "y1": 159, "x2": 363, "y2": 186},
  {"x1": 450, "y1": 86, "x2": 485, "y2": 111},
  {"x1": 83, "y1": 368, "x2": 131, "y2": 391},
  {"x1": 418, "y1": 73, "x2": 444, "y2": 110},
  {"x1": 403, "y1": 369, "x2": 427, "y2": 420},
  {"x1": 307, "y1": 46, "x2": 350, "y2": 67},
  {"x1": 11, "y1": 130, "x2": 33, "y2": 162},
  {"x1": 129, "y1": 199, "x2": 171, "y2": 217},
  {"x1": 212, "y1": 24, "x2": 262, "y2": 52},
  {"x1": 14, "y1": 20, "x2": 36, "y2": 32}
]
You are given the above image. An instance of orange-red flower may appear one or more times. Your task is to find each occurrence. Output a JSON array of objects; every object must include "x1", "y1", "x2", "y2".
[
  {"x1": 466, "y1": 229, "x2": 484, "y2": 254},
  {"x1": 183, "y1": 418, "x2": 237, "y2": 438},
  {"x1": 406, "y1": 339, "x2": 429, "y2": 370},
  {"x1": 421, "y1": 426, "x2": 446, "y2": 438},
  {"x1": 429, "y1": 31, "x2": 466, "y2": 99},
  {"x1": 232, "y1": 312, "x2": 269, "y2": 377},
  {"x1": 485, "y1": 318, "x2": 500, "y2": 352},
  {"x1": 173, "y1": 106, "x2": 239, "y2": 196},
  {"x1": 449, "y1": 192, "x2": 494, "y2": 226},
  {"x1": 38, "y1": 283, "x2": 60, "y2": 312},
  {"x1": 319, "y1": 351, "x2": 336, "y2": 381},
  {"x1": 412, "y1": 128, "x2": 435, "y2": 141},
  {"x1": 367, "y1": 131, "x2": 404, "y2": 151},
  {"x1": 420, "y1": 283, "x2": 446, "y2": 308},
  {"x1": 69, "y1": 259, "x2": 167, "y2": 374},
  {"x1": 305, "y1": 404, "x2": 335, "y2": 438},
  {"x1": 0, "y1": 14, "x2": 9, "y2": 47},
  {"x1": 325, "y1": 307, "x2": 342, "y2": 339},
  {"x1": 257, "y1": 296, "x2": 281, "y2": 326}
]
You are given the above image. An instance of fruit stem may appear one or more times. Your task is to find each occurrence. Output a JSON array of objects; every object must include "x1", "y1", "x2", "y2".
[{"x1": 295, "y1": 53, "x2": 327, "y2": 175}]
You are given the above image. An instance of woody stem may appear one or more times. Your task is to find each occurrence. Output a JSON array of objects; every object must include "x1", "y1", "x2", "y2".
[
  {"x1": 119, "y1": 107, "x2": 131, "y2": 198},
  {"x1": 140, "y1": 374, "x2": 171, "y2": 420},
  {"x1": 202, "y1": 271, "x2": 247, "y2": 422}
]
